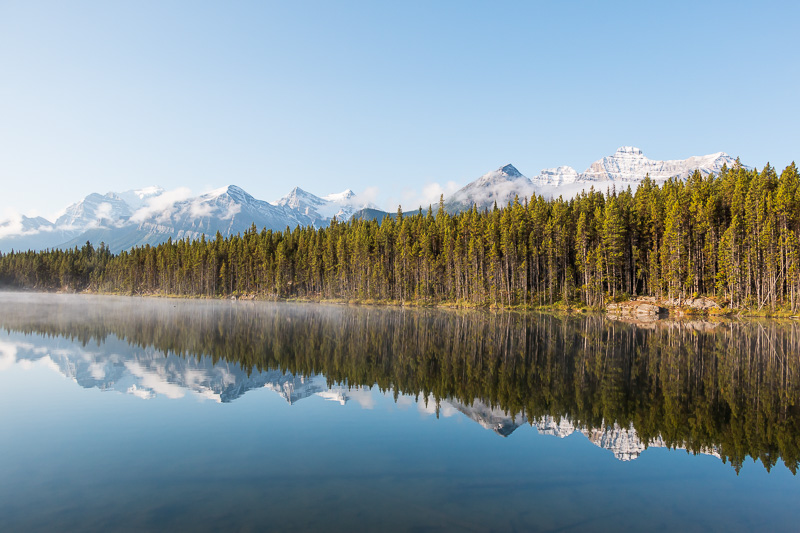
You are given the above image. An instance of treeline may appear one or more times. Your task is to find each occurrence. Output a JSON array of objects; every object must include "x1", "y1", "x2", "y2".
[
  {"x1": 3, "y1": 297, "x2": 799, "y2": 473},
  {"x1": 1, "y1": 161, "x2": 799, "y2": 310}
]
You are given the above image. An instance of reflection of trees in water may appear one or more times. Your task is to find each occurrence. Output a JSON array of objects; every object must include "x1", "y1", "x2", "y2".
[{"x1": 2, "y1": 295, "x2": 799, "y2": 473}]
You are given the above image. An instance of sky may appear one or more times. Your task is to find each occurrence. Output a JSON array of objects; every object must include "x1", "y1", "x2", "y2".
[{"x1": 1, "y1": 0, "x2": 798, "y2": 219}]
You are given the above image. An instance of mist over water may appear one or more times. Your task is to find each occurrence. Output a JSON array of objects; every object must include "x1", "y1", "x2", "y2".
[{"x1": 1, "y1": 293, "x2": 799, "y2": 531}]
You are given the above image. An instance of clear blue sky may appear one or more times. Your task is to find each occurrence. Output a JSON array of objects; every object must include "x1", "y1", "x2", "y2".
[{"x1": 1, "y1": 0, "x2": 798, "y2": 218}]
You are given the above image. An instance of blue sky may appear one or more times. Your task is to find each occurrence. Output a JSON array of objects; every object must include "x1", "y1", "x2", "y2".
[{"x1": 1, "y1": 0, "x2": 798, "y2": 218}]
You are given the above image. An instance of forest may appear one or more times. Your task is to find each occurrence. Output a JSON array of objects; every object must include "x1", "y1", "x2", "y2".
[{"x1": 1, "y1": 161, "x2": 799, "y2": 311}]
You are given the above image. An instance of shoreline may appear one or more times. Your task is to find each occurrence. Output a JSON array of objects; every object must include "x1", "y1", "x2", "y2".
[{"x1": 3, "y1": 286, "x2": 799, "y2": 320}]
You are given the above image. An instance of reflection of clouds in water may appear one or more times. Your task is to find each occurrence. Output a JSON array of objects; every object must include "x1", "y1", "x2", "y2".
[
  {"x1": 127, "y1": 384, "x2": 156, "y2": 400},
  {"x1": 316, "y1": 386, "x2": 375, "y2": 409},
  {"x1": 394, "y1": 395, "x2": 414, "y2": 410},
  {"x1": 124, "y1": 361, "x2": 186, "y2": 399},
  {"x1": 89, "y1": 362, "x2": 106, "y2": 380},
  {"x1": 417, "y1": 394, "x2": 458, "y2": 418},
  {"x1": 0, "y1": 340, "x2": 17, "y2": 371},
  {"x1": 347, "y1": 388, "x2": 375, "y2": 410}
]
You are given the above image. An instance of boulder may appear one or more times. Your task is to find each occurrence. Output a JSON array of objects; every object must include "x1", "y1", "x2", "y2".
[{"x1": 607, "y1": 301, "x2": 666, "y2": 316}]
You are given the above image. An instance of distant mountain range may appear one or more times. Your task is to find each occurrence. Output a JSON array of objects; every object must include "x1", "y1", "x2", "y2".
[{"x1": 0, "y1": 147, "x2": 742, "y2": 253}]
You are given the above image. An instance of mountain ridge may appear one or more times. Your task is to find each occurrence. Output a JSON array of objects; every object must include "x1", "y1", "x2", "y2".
[{"x1": 0, "y1": 147, "x2": 745, "y2": 253}]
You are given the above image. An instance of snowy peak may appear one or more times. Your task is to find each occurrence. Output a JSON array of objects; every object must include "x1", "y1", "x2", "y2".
[
  {"x1": 55, "y1": 192, "x2": 134, "y2": 230},
  {"x1": 276, "y1": 187, "x2": 368, "y2": 226},
  {"x1": 277, "y1": 187, "x2": 327, "y2": 210},
  {"x1": 0, "y1": 146, "x2": 747, "y2": 253},
  {"x1": 582, "y1": 146, "x2": 738, "y2": 183},
  {"x1": 445, "y1": 163, "x2": 533, "y2": 212},
  {"x1": 614, "y1": 146, "x2": 644, "y2": 157},
  {"x1": 498, "y1": 163, "x2": 523, "y2": 178},
  {"x1": 444, "y1": 147, "x2": 742, "y2": 211},
  {"x1": 534, "y1": 166, "x2": 580, "y2": 186},
  {"x1": 323, "y1": 189, "x2": 356, "y2": 202},
  {"x1": 478, "y1": 164, "x2": 526, "y2": 184}
]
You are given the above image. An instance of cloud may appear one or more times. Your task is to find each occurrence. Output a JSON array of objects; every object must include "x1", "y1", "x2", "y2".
[
  {"x1": 385, "y1": 181, "x2": 461, "y2": 212},
  {"x1": 451, "y1": 178, "x2": 536, "y2": 209},
  {"x1": 130, "y1": 187, "x2": 193, "y2": 224},
  {"x1": 188, "y1": 199, "x2": 214, "y2": 219},
  {"x1": 0, "y1": 212, "x2": 24, "y2": 239},
  {"x1": 416, "y1": 394, "x2": 458, "y2": 418},
  {"x1": 127, "y1": 384, "x2": 156, "y2": 400},
  {"x1": 0, "y1": 209, "x2": 57, "y2": 238},
  {"x1": 0, "y1": 340, "x2": 18, "y2": 371},
  {"x1": 219, "y1": 202, "x2": 241, "y2": 220},
  {"x1": 124, "y1": 361, "x2": 186, "y2": 399}
]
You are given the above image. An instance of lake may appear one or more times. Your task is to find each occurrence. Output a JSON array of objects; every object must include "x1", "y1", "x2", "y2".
[{"x1": 0, "y1": 292, "x2": 798, "y2": 532}]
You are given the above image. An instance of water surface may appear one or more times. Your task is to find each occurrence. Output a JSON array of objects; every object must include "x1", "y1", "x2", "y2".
[{"x1": 0, "y1": 293, "x2": 798, "y2": 532}]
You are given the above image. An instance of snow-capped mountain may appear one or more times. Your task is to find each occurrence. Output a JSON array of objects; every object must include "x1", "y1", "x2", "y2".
[
  {"x1": 1, "y1": 184, "x2": 373, "y2": 253},
  {"x1": 55, "y1": 192, "x2": 136, "y2": 230},
  {"x1": 527, "y1": 146, "x2": 740, "y2": 199},
  {"x1": 53, "y1": 185, "x2": 316, "y2": 252},
  {"x1": 445, "y1": 164, "x2": 535, "y2": 213},
  {"x1": 446, "y1": 147, "x2": 741, "y2": 212},
  {"x1": 446, "y1": 398, "x2": 720, "y2": 461},
  {"x1": 0, "y1": 214, "x2": 73, "y2": 251},
  {"x1": 581, "y1": 146, "x2": 735, "y2": 182},
  {"x1": 275, "y1": 187, "x2": 367, "y2": 227},
  {"x1": 0, "y1": 146, "x2": 744, "y2": 253}
]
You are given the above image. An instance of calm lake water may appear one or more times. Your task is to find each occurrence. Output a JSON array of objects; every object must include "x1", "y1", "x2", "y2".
[{"x1": 0, "y1": 292, "x2": 798, "y2": 532}]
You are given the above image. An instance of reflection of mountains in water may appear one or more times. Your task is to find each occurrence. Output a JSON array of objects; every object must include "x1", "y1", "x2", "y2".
[
  {"x1": 1, "y1": 293, "x2": 798, "y2": 473},
  {"x1": 449, "y1": 401, "x2": 719, "y2": 461},
  {"x1": 5, "y1": 335, "x2": 349, "y2": 404},
  {"x1": 7, "y1": 335, "x2": 715, "y2": 462}
]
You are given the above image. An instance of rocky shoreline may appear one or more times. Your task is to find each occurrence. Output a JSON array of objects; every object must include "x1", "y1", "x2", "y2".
[{"x1": 607, "y1": 296, "x2": 722, "y2": 319}]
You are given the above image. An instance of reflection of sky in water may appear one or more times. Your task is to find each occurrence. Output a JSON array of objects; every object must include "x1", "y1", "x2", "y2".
[{"x1": 1, "y1": 298, "x2": 799, "y2": 531}]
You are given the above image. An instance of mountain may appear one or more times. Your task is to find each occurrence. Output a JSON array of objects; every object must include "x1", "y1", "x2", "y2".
[
  {"x1": 448, "y1": 147, "x2": 741, "y2": 212},
  {"x1": 0, "y1": 214, "x2": 74, "y2": 252},
  {"x1": 445, "y1": 164, "x2": 535, "y2": 213},
  {"x1": 1, "y1": 184, "x2": 372, "y2": 253},
  {"x1": 581, "y1": 146, "x2": 735, "y2": 182},
  {"x1": 445, "y1": 399, "x2": 721, "y2": 461},
  {"x1": 0, "y1": 147, "x2": 743, "y2": 253},
  {"x1": 275, "y1": 187, "x2": 366, "y2": 227},
  {"x1": 56, "y1": 185, "x2": 309, "y2": 252},
  {"x1": 528, "y1": 146, "x2": 740, "y2": 199}
]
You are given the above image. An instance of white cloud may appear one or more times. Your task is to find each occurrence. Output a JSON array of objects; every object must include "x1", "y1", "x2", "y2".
[
  {"x1": 0, "y1": 209, "x2": 58, "y2": 238},
  {"x1": 348, "y1": 388, "x2": 376, "y2": 410},
  {"x1": 416, "y1": 394, "x2": 457, "y2": 418},
  {"x1": 385, "y1": 181, "x2": 460, "y2": 212},
  {"x1": 124, "y1": 361, "x2": 186, "y2": 399},
  {"x1": 130, "y1": 187, "x2": 193, "y2": 224},
  {"x1": 0, "y1": 340, "x2": 18, "y2": 371},
  {"x1": 95, "y1": 202, "x2": 113, "y2": 221},
  {"x1": 0, "y1": 211, "x2": 23, "y2": 239},
  {"x1": 220, "y1": 202, "x2": 241, "y2": 220},
  {"x1": 127, "y1": 384, "x2": 156, "y2": 400},
  {"x1": 188, "y1": 199, "x2": 214, "y2": 219}
]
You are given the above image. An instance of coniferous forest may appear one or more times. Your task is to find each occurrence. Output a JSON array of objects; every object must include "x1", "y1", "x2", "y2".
[{"x1": 1, "y1": 162, "x2": 799, "y2": 311}]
